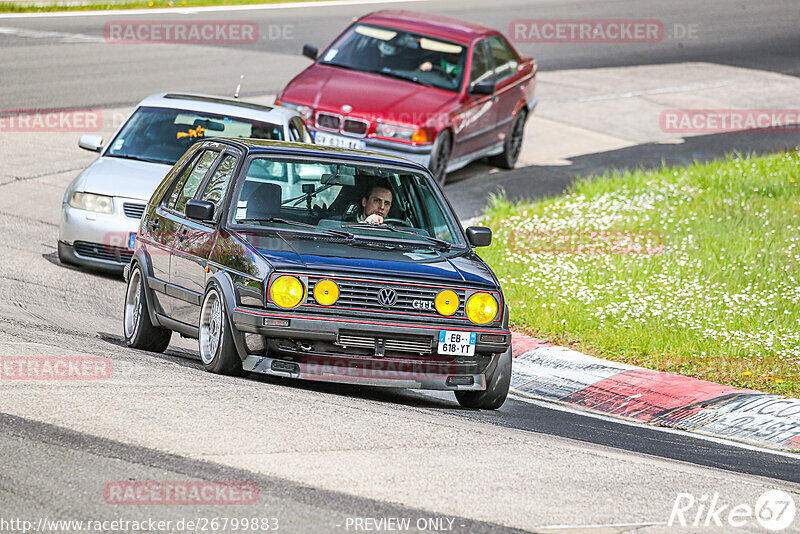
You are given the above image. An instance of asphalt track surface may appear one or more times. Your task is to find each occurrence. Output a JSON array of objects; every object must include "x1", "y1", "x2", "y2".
[{"x1": 1, "y1": 1, "x2": 800, "y2": 531}]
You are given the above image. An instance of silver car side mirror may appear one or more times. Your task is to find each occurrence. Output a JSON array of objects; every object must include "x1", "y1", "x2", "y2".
[{"x1": 78, "y1": 134, "x2": 103, "y2": 153}]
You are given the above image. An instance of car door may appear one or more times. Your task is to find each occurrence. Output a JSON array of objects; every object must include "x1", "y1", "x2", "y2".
[
  {"x1": 169, "y1": 149, "x2": 240, "y2": 327},
  {"x1": 486, "y1": 34, "x2": 524, "y2": 147},
  {"x1": 144, "y1": 146, "x2": 205, "y2": 318},
  {"x1": 158, "y1": 148, "x2": 220, "y2": 324},
  {"x1": 450, "y1": 38, "x2": 498, "y2": 160}
]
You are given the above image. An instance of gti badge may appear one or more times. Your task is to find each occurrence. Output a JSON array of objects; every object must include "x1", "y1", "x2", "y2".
[
  {"x1": 412, "y1": 300, "x2": 434, "y2": 311},
  {"x1": 377, "y1": 287, "x2": 397, "y2": 307},
  {"x1": 341, "y1": 104, "x2": 352, "y2": 113}
]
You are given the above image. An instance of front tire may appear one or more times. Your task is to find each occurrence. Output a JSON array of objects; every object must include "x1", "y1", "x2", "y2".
[
  {"x1": 455, "y1": 347, "x2": 511, "y2": 409},
  {"x1": 199, "y1": 285, "x2": 246, "y2": 376},
  {"x1": 488, "y1": 109, "x2": 526, "y2": 169},
  {"x1": 123, "y1": 265, "x2": 171, "y2": 352},
  {"x1": 429, "y1": 130, "x2": 452, "y2": 186}
]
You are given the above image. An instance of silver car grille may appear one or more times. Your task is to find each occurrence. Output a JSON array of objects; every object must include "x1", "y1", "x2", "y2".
[{"x1": 123, "y1": 203, "x2": 146, "y2": 219}]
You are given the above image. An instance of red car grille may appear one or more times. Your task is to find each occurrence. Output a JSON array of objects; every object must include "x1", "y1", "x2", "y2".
[
  {"x1": 342, "y1": 118, "x2": 369, "y2": 137},
  {"x1": 316, "y1": 112, "x2": 341, "y2": 131},
  {"x1": 315, "y1": 112, "x2": 370, "y2": 138}
]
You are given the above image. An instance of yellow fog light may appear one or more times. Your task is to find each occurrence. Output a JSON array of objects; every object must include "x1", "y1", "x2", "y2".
[
  {"x1": 465, "y1": 292, "x2": 498, "y2": 324},
  {"x1": 313, "y1": 279, "x2": 339, "y2": 306},
  {"x1": 270, "y1": 275, "x2": 305, "y2": 309},
  {"x1": 435, "y1": 289, "x2": 459, "y2": 316}
]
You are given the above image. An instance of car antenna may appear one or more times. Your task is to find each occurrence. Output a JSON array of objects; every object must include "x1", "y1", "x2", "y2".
[{"x1": 234, "y1": 74, "x2": 245, "y2": 99}]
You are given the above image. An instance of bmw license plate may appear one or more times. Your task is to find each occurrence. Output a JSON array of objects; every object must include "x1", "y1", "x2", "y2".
[
  {"x1": 438, "y1": 331, "x2": 476, "y2": 356},
  {"x1": 314, "y1": 131, "x2": 366, "y2": 150},
  {"x1": 128, "y1": 233, "x2": 136, "y2": 249}
]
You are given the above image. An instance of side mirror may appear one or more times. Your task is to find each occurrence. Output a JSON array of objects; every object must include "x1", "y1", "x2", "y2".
[
  {"x1": 468, "y1": 81, "x2": 495, "y2": 96},
  {"x1": 302, "y1": 44, "x2": 318, "y2": 61},
  {"x1": 466, "y1": 226, "x2": 492, "y2": 247},
  {"x1": 78, "y1": 134, "x2": 103, "y2": 153},
  {"x1": 185, "y1": 199, "x2": 215, "y2": 221}
]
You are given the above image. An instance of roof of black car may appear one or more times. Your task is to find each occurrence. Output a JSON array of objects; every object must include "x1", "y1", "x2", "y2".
[{"x1": 215, "y1": 138, "x2": 429, "y2": 171}]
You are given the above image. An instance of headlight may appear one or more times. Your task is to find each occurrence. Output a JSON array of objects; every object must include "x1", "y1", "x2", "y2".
[
  {"x1": 435, "y1": 290, "x2": 459, "y2": 316},
  {"x1": 313, "y1": 279, "x2": 339, "y2": 306},
  {"x1": 465, "y1": 292, "x2": 498, "y2": 324},
  {"x1": 278, "y1": 100, "x2": 313, "y2": 121},
  {"x1": 68, "y1": 192, "x2": 114, "y2": 214},
  {"x1": 270, "y1": 275, "x2": 305, "y2": 309},
  {"x1": 375, "y1": 123, "x2": 428, "y2": 143}
]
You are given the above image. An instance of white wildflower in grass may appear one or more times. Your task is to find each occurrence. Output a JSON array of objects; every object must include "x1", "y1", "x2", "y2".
[{"x1": 479, "y1": 151, "x2": 800, "y2": 396}]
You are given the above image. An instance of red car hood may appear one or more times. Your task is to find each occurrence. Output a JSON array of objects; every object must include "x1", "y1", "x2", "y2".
[{"x1": 281, "y1": 65, "x2": 458, "y2": 126}]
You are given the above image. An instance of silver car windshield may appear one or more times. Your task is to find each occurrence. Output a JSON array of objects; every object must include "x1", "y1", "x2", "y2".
[
  {"x1": 319, "y1": 24, "x2": 466, "y2": 92},
  {"x1": 106, "y1": 106, "x2": 283, "y2": 165},
  {"x1": 231, "y1": 157, "x2": 465, "y2": 248}
]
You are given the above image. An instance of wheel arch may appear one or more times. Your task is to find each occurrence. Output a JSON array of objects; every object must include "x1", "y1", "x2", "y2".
[
  {"x1": 129, "y1": 249, "x2": 161, "y2": 328},
  {"x1": 205, "y1": 271, "x2": 249, "y2": 361}
]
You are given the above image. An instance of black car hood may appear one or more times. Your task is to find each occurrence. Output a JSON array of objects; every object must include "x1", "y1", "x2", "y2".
[{"x1": 239, "y1": 233, "x2": 497, "y2": 287}]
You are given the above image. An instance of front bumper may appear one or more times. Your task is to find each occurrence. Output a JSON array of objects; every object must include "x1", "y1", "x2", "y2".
[
  {"x1": 310, "y1": 127, "x2": 434, "y2": 169},
  {"x1": 58, "y1": 197, "x2": 144, "y2": 271},
  {"x1": 233, "y1": 306, "x2": 511, "y2": 391}
]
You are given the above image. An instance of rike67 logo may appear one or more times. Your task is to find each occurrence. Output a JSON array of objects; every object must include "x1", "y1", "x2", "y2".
[{"x1": 668, "y1": 490, "x2": 796, "y2": 531}]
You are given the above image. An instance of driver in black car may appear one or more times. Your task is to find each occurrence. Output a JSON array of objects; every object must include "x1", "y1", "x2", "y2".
[{"x1": 357, "y1": 182, "x2": 393, "y2": 224}]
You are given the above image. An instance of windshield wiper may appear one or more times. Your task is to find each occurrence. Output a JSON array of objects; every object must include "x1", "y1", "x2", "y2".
[
  {"x1": 342, "y1": 223, "x2": 452, "y2": 250},
  {"x1": 236, "y1": 217, "x2": 354, "y2": 239},
  {"x1": 108, "y1": 153, "x2": 174, "y2": 165},
  {"x1": 362, "y1": 68, "x2": 435, "y2": 88}
]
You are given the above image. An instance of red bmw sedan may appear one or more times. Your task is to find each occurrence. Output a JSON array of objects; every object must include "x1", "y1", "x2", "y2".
[{"x1": 276, "y1": 10, "x2": 537, "y2": 185}]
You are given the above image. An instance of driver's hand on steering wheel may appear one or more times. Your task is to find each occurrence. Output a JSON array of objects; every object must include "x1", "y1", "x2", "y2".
[
  {"x1": 418, "y1": 61, "x2": 432, "y2": 72},
  {"x1": 364, "y1": 213, "x2": 384, "y2": 225}
]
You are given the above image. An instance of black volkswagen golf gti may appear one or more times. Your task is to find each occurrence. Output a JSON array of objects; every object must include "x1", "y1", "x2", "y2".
[{"x1": 123, "y1": 139, "x2": 512, "y2": 409}]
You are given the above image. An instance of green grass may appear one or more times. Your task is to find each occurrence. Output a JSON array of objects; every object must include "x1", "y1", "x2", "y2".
[
  {"x1": 0, "y1": 0, "x2": 320, "y2": 13},
  {"x1": 479, "y1": 150, "x2": 800, "y2": 396}
]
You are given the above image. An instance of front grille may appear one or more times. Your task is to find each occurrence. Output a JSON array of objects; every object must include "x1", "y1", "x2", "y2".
[
  {"x1": 305, "y1": 276, "x2": 468, "y2": 319},
  {"x1": 73, "y1": 241, "x2": 132, "y2": 264},
  {"x1": 338, "y1": 332, "x2": 433, "y2": 355},
  {"x1": 342, "y1": 118, "x2": 369, "y2": 137},
  {"x1": 123, "y1": 203, "x2": 146, "y2": 219},
  {"x1": 316, "y1": 112, "x2": 341, "y2": 131}
]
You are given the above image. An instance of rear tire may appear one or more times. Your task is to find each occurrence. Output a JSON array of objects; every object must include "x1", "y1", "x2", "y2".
[
  {"x1": 455, "y1": 346, "x2": 511, "y2": 409},
  {"x1": 488, "y1": 109, "x2": 526, "y2": 170},
  {"x1": 123, "y1": 264, "x2": 171, "y2": 352},
  {"x1": 199, "y1": 284, "x2": 247, "y2": 377},
  {"x1": 429, "y1": 131, "x2": 452, "y2": 186}
]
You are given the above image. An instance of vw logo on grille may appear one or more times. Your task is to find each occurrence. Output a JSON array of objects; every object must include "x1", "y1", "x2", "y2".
[{"x1": 377, "y1": 287, "x2": 398, "y2": 307}]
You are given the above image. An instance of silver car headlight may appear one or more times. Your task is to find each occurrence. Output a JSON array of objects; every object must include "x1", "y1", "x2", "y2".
[{"x1": 69, "y1": 192, "x2": 114, "y2": 214}]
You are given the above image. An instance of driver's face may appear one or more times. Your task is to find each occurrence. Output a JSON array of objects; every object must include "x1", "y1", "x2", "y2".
[{"x1": 362, "y1": 187, "x2": 393, "y2": 217}]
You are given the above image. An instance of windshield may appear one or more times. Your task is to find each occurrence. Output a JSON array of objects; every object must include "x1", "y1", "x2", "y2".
[
  {"x1": 319, "y1": 24, "x2": 466, "y2": 92},
  {"x1": 106, "y1": 106, "x2": 284, "y2": 165},
  {"x1": 230, "y1": 157, "x2": 465, "y2": 248}
]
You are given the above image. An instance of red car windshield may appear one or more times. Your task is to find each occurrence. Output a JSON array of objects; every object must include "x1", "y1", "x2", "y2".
[{"x1": 318, "y1": 24, "x2": 467, "y2": 92}]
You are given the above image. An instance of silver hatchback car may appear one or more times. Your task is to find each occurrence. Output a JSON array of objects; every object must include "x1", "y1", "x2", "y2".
[{"x1": 58, "y1": 92, "x2": 311, "y2": 273}]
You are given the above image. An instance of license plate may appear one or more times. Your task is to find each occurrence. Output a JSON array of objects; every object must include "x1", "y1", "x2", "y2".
[
  {"x1": 128, "y1": 233, "x2": 136, "y2": 249},
  {"x1": 438, "y1": 331, "x2": 476, "y2": 356},
  {"x1": 314, "y1": 131, "x2": 366, "y2": 150}
]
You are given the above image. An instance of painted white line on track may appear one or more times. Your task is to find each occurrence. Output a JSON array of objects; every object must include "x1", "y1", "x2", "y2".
[
  {"x1": 509, "y1": 390, "x2": 800, "y2": 461},
  {"x1": 538, "y1": 521, "x2": 666, "y2": 530},
  {"x1": 0, "y1": 25, "x2": 104, "y2": 41},
  {"x1": 0, "y1": 0, "x2": 428, "y2": 19}
]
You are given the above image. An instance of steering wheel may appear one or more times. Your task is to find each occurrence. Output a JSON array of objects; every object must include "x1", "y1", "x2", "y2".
[{"x1": 383, "y1": 218, "x2": 412, "y2": 227}]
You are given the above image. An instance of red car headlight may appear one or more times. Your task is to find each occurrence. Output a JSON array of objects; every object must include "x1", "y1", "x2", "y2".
[{"x1": 376, "y1": 123, "x2": 427, "y2": 143}]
